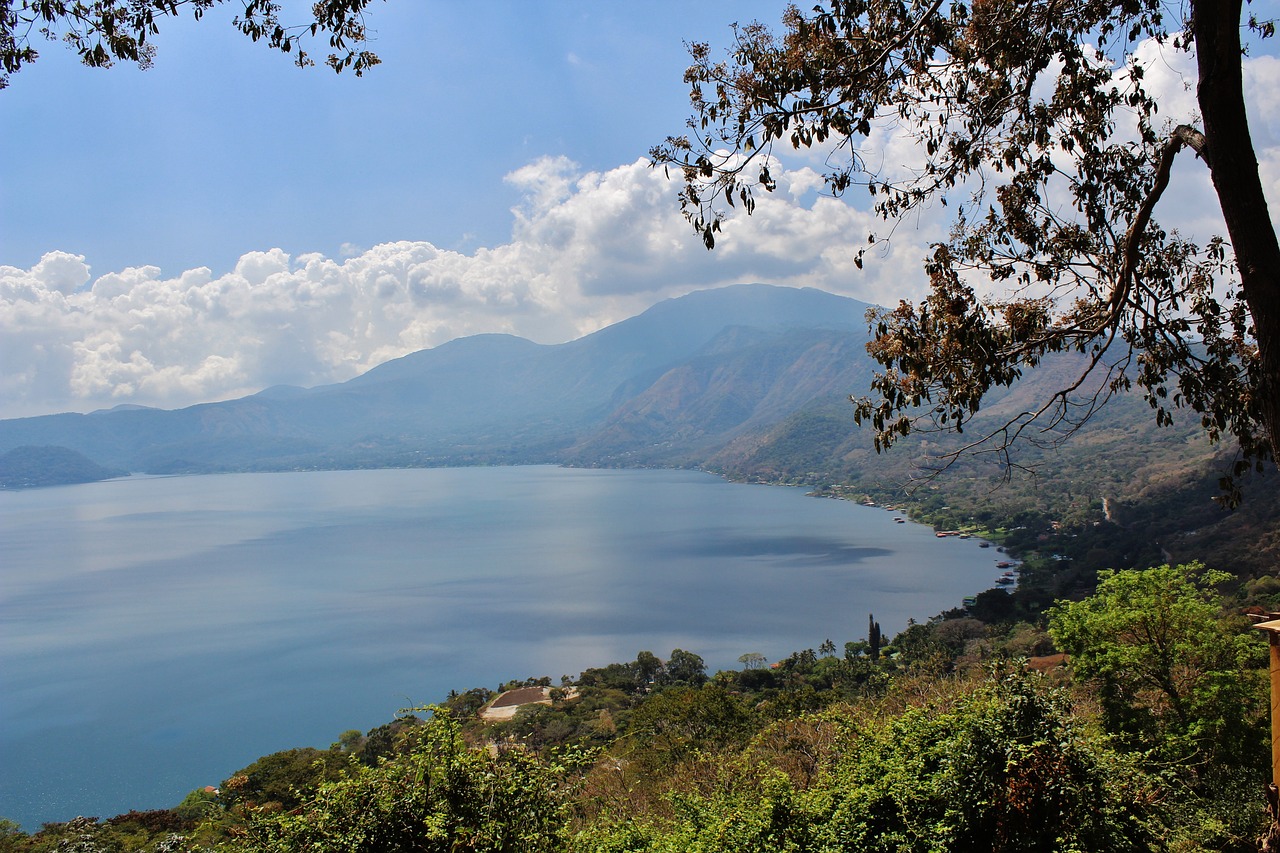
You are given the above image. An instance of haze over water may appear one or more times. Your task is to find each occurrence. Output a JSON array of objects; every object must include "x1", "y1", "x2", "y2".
[{"x1": 1, "y1": 466, "x2": 1005, "y2": 828}]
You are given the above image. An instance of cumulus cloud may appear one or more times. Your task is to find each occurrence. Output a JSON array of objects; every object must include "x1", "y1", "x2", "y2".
[
  {"x1": 0, "y1": 156, "x2": 933, "y2": 419},
  {"x1": 3, "y1": 44, "x2": 1278, "y2": 420},
  {"x1": 31, "y1": 252, "x2": 92, "y2": 295}
]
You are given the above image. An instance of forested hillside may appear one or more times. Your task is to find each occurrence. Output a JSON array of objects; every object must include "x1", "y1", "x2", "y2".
[{"x1": 703, "y1": 382, "x2": 1280, "y2": 587}]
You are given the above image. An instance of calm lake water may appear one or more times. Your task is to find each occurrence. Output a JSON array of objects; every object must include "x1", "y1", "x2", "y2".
[{"x1": 1, "y1": 466, "x2": 1005, "y2": 828}]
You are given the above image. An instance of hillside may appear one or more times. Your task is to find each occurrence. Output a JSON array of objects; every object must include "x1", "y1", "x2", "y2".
[{"x1": 0, "y1": 445, "x2": 126, "y2": 488}]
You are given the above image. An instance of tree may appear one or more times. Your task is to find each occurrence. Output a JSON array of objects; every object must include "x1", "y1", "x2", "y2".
[
  {"x1": 0, "y1": 1, "x2": 383, "y2": 89},
  {"x1": 1047, "y1": 562, "x2": 1265, "y2": 769},
  {"x1": 333, "y1": 729, "x2": 365, "y2": 754},
  {"x1": 624, "y1": 685, "x2": 756, "y2": 773},
  {"x1": 221, "y1": 747, "x2": 350, "y2": 811},
  {"x1": 635, "y1": 650, "x2": 665, "y2": 686},
  {"x1": 655, "y1": 0, "x2": 1279, "y2": 496},
  {"x1": 662, "y1": 648, "x2": 708, "y2": 686},
  {"x1": 587, "y1": 669, "x2": 1165, "y2": 852},
  {"x1": 823, "y1": 667, "x2": 1160, "y2": 852},
  {"x1": 244, "y1": 708, "x2": 567, "y2": 853},
  {"x1": 442, "y1": 687, "x2": 494, "y2": 721}
]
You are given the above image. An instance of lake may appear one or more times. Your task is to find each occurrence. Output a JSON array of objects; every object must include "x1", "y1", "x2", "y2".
[{"x1": 0, "y1": 466, "x2": 1005, "y2": 828}]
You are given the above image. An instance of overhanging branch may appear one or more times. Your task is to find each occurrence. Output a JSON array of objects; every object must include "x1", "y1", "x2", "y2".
[{"x1": 1113, "y1": 125, "x2": 1210, "y2": 315}]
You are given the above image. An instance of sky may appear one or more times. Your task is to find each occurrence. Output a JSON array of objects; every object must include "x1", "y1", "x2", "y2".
[{"x1": 2, "y1": 0, "x2": 1279, "y2": 420}]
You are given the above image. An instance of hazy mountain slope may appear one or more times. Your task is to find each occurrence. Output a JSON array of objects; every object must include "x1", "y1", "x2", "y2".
[
  {"x1": 0, "y1": 285, "x2": 876, "y2": 471},
  {"x1": 0, "y1": 445, "x2": 127, "y2": 488},
  {"x1": 567, "y1": 328, "x2": 874, "y2": 465}
]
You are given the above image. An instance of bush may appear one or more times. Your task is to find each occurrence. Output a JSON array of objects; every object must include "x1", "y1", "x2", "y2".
[{"x1": 244, "y1": 708, "x2": 567, "y2": 853}]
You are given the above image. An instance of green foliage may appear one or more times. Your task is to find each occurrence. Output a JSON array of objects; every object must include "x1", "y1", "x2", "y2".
[
  {"x1": 500, "y1": 676, "x2": 553, "y2": 692},
  {"x1": 622, "y1": 685, "x2": 756, "y2": 773},
  {"x1": 171, "y1": 788, "x2": 220, "y2": 823},
  {"x1": 579, "y1": 653, "x2": 659, "y2": 694},
  {"x1": 0, "y1": 820, "x2": 26, "y2": 853},
  {"x1": 817, "y1": 668, "x2": 1158, "y2": 852},
  {"x1": 443, "y1": 687, "x2": 495, "y2": 721},
  {"x1": 885, "y1": 621, "x2": 951, "y2": 673},
  {"x1": 221, "y1": 747, "x2": 350, "y2": 811},
  {"x1": 577, "y1": 649, "x2": 706, "y2": 693},
  {"x1": 634, "y1": 651, "x2": 664, "y2": 686},
  {"x1": 244, "y1": 708, "x2": 567, "y2": 853},
  {"x1": 660, "y1": 649, "x2": 707, "y2": 687},
  {"x1": 357, "y1": 715, "x2": 423, "y2": 767},
  {"x1": 580, "y1": 668, "x2": 1162, "y2": 852},
  {"x1": 1048, "y1": 562, "x2": 1266, "y2": 768},
  {"x1": 490, "y1": 687, "x2": 633, "y2": 751},
  {"x1": 0, "y1": 813, "x2": 196, "y2": 853}
]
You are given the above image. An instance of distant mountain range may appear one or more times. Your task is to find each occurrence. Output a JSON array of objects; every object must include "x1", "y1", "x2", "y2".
[{"x1": 0, "y1": 285, "x2": 878, "y2": 475}]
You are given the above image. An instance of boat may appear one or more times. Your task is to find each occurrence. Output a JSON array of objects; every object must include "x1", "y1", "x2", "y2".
[
  {"x1": 996, "y1": 576, "x2": 1016, "y2": 585},
  {"x1": 978, "y1": 542, "x2": 990, "y2": 548},
  {"x1": 996, "y1": 561, "x2": 1015, "y2": 569},
  {"x1": 894, "y1": 517, "x2": 905, "y2": 523}
]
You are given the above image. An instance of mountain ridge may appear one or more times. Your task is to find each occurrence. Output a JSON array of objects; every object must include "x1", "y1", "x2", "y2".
[{"x1": 0, "y1": 285, "x2": 876, "y2": 473}]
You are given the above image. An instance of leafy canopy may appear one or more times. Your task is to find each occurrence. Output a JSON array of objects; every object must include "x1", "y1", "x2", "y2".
[
  {"x1": 243, "y1": 707, "x2": 569, "y2": 853},
  {"x1": 1048, "y1": 562, "x2": 1265, "y2": 768},
  {"x1": 585, "y1": 668, "x2": 1162, "y2": 853},
  {"x1": 0, "y1": 1, "x2": 383, "y2": 89},
  {"x1": 655, "y1": 0, "x2": 1280, "y2": 494}
]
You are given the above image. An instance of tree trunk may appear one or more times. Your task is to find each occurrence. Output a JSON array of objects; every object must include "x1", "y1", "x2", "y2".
[{"x1": 1194, "y1": 0, "x2": 1280, "y2": 463}]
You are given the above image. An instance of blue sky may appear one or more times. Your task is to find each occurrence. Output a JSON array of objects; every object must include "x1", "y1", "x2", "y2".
[
  {"x1": 2, "y1": 1, "x2": 1278, "y2": 420},
  {"x1": 1, "y1": 2, "x2": 786, "y2": 275}
]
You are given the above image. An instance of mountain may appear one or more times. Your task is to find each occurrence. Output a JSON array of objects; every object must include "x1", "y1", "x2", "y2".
[
  {"x1": 0, "y1": 445, "x2": 127, "y2": 488},
  {"x1": 0, "y1": 285, "x2": 876, "y2": 473}
]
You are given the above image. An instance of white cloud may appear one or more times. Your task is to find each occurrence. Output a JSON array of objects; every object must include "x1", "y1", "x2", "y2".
[
  {"x1": 31, "y1": 251, "x2": 92, "y2": 295},
  {"x1": 0, "y1": 156, "x2": 934, "y2": 419}
]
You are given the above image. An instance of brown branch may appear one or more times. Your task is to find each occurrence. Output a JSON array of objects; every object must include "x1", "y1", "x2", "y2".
[
  {"x1": 853, "y1": 0, "x2": 949, "y2": 79},
  {"x1": 1112, "y1": 125, "x2": 1210, "y2": 314}
]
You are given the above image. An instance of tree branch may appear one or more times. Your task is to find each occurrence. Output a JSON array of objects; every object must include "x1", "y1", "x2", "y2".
[{"x1": 1112, "y1": 125, "x2": 1209, "y2": 316}]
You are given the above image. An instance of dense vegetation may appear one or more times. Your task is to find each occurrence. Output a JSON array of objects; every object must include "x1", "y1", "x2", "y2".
[{"x1": 3, "y1": 562, "x2": 1272, "y2": 852}]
